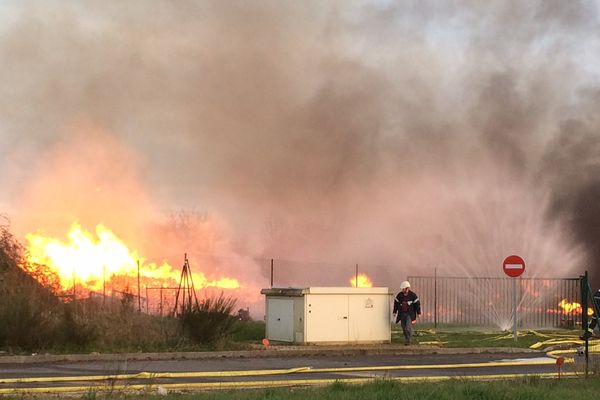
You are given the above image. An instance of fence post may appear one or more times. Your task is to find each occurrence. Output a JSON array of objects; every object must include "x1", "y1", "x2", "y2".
[
  {"x1": 102, "y1": 265, "x2": 106, "y2": 307},
  {"x1": 581, "y1": 271, "x2": 589, "y2": 377},
  {"x1": 137, "y1": 260, "x2": 141, "y2": 312},
  {"x1": 434, "y1": 268, "x2": 437, "y2": 329},
  {"x1": 160, "y1": 286, "x2": 163, "y2": 317}
]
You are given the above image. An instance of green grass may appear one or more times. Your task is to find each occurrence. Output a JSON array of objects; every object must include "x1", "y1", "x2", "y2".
[
  {"x1": 230, "y1": 320, "x2": 266, "y2": 342},
  {"x1": 234, "y1": 321, "x2": 575, "y2": 350},
  {"x1": 36, "y1": 376, "x2": 600, "y2": 400},
  {"x1": 393, "y1": 325, "x2": 581, "y2": 348},
  {"x1": 220, "y1": 322, "x2": 579, "y2": 351}
]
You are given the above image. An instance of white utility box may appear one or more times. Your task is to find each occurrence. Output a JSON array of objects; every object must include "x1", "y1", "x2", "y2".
[{"x1": 260, "y1": 287, "x2": 392, "y2": 344}]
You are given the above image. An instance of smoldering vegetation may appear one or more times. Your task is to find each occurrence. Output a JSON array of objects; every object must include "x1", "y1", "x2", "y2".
[{"x1": 0, "y1": 1, "x2": 599, "y2": 289}]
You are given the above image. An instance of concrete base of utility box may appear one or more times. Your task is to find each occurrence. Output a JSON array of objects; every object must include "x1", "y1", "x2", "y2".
[{"x1": 261, "y1": 287, "x2": 392, "y2": 344}]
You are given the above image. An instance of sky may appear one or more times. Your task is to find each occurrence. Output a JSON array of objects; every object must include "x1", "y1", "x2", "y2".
[{"x1": 1, "y1": 1, "x2": 600, "y2": 291}]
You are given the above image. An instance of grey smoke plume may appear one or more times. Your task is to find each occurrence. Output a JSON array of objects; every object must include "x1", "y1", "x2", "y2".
[{"x1": 0, "y1": 1, "x2": 599, "y2": 291}]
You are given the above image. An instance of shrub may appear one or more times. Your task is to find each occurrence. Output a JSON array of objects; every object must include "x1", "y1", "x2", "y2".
[
  {"x1": 0, "y1": 218, "x2": 62, "y2": 351},
  {"x1": 57, "y1": 303, "x2": 98, "y2": 350},
  {"x1": 179, "y1": 293, "x2": 238, "y2": 343}
]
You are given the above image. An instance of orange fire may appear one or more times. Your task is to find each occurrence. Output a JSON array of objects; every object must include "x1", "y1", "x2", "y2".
[
  {"x1": 350, "y1": 273, "x2": 373, "y2": 288},
  {"x1": 25, "y1": 222, "x2": 239, "y2": 294},
  {"x1": 557, "y1": 299, "x2": 594, "y2": 316}
]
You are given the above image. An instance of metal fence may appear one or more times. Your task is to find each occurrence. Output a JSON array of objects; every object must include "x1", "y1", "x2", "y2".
[{"x1": 408, "y1": 275, "x2": 581, "y2": 329}]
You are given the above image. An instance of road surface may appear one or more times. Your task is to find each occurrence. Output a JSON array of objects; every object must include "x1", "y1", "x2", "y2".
[{"x1": 0, "y1": 348, "x2": 581, "y2": 395}]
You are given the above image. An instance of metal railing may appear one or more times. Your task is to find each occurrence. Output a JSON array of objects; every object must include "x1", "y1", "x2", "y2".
[{"x1": 407, "y1": 275, "x2": 581, "y2": 328}]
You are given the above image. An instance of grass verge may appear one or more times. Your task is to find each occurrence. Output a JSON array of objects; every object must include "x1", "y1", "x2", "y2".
[
  {"x1": 33, "y1": 376, "x2": 600, "y2": 400},
  {"x1": 398, "y1": 325, "x2": 582, "y2": 348}
]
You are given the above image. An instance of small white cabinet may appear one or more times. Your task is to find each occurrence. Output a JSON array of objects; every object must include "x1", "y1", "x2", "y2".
[{"x1": 261, "y1": 287, "x2": 392, "y2": 344}]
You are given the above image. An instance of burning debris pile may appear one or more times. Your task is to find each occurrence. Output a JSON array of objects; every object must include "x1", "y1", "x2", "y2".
[{"x1": 550, "y1": 300, "x2": 594, "y2": 317}]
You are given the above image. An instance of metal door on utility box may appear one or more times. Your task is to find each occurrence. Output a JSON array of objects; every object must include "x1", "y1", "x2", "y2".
[
  {"x1": 305, "y1": 294, "x2": 349, "y2": 342},
  {"x1": 266, "y1": 298, "x2": 294, "y2": 342},
  {"x1": 348, "y1": 294, "x2": 390, "y2": 341}
]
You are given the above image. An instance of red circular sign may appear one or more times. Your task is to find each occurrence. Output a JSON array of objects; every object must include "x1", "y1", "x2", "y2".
[{"x1": 503, "y1": 255, "x2": 525, "y2": 278}]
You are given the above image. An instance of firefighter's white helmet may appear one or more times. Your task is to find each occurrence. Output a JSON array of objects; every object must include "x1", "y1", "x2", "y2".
[{"x1": 400, "y1": 281, "x2": 411, "y2": 290}]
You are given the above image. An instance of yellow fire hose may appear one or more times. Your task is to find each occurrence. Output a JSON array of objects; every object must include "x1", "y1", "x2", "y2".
[
  {"x1": 0, "y1": 330, "x2": 594, "y2": 394},
  {"x1": 0, "y1": 356, "x2": 579, "y2": 395},
  {"x1": 0, "y1": 371, "x2": 585, "y2": 395}
]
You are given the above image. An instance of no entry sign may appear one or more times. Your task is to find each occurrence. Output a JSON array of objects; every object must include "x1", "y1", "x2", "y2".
[{"x1": 503, "y1": 255, "x2": 525, "y2": 278}]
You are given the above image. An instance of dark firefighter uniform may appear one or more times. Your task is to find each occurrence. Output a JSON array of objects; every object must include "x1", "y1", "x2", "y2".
[
  {"x1": 393, "y1": 283, "x2": 421, "y2": 345},
  {"x1": 581, "y1": 289, "x2": 600, "y2": 340}
]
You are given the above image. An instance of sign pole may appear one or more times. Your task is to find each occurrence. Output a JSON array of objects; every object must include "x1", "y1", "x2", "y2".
[
  {"x1": 513, "y1": 278, "x2": 517, "y2": 342},
  {"x1": 502, "y1": 255, "x2": 525, "y2": 342}
]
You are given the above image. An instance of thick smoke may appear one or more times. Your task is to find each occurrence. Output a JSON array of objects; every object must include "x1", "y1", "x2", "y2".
[{"x1": 0, "y1": 1, "x2": 599, "y2": 295}]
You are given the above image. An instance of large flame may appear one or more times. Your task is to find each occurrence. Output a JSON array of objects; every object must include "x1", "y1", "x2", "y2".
[
  {"x1": 350, "y1": 273, "x2": 373, "y2": 288},
  {"x1": 25, "y1": 222, "x2": 239, "y2": 294}
]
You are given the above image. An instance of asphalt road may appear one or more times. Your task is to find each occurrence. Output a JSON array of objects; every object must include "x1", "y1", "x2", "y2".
[{"x1": 0, "y1": 348, "x2": 579, "y2": 394}]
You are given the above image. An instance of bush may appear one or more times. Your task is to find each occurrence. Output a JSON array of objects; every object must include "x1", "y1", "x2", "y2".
[
  {"x1": 57, "y1": 303, "x2": 98, "y2": 349},
  {"x1": 0, "y1": 290, "x2": 58, "y2": 351},
  {"x1": 53, "y1": 295, "x2": 183, "y2": 353},
  {"x1": 0, "y1": 218, "x2": 63, "y2": 351},
  {"x1": 179, "y1": 293, "x2": 238, "y2": 343}
]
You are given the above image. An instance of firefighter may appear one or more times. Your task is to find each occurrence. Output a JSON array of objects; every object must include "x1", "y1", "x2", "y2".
[
  {"x1": 393, "y1": 280, "x2": 421, "y2": 345},
  {"x1": 581, "y1": 288, "x2": 600, "y2": 340}
]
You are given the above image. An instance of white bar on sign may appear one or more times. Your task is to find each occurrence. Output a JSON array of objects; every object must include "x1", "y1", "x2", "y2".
[{"x1": 505, "y1": 264, "x2": 524, "y2": 269}]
